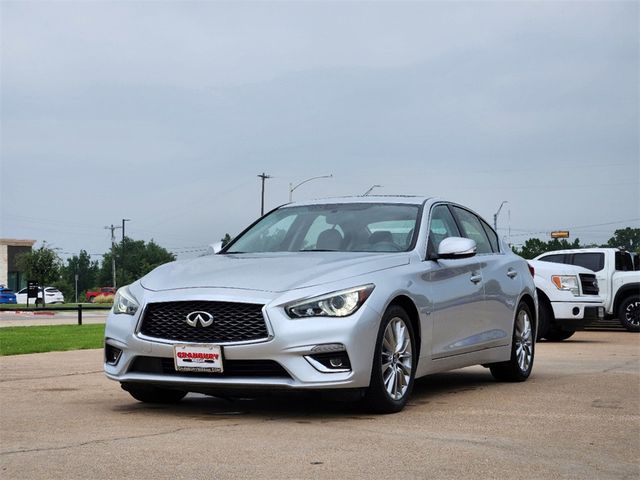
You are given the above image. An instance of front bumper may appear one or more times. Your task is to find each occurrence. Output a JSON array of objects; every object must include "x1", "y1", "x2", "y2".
[
  {"x1": 550, "y1": 301, "x2": 605, "y2": 331},
  {"x1": 104, "y1": 289, "x2": 382, "y2": 392}
]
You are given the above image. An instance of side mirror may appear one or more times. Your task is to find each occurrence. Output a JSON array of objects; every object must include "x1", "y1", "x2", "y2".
[
  {"x1": 208, "y1": 241, "x2": 224, "y2": 255},
  {"x1": 436, "y1": 237, "x2": 477, "y2": 260}
]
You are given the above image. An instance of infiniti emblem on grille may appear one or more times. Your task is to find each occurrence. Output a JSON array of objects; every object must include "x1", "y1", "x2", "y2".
[{"x1": 185, "y1": 311, "x2": 214, "y2": 327}]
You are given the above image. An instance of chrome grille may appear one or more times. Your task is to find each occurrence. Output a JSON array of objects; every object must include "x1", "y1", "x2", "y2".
[{"x1": 139, "y1": 301, "x2": 268, "y2": 343}]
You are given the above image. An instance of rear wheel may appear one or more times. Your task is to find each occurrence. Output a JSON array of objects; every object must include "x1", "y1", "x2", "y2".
[
  {"x1": 121, "y1": 383, "x2": 187, "y2": 404},
  {"x1": 490, "y1": 301, "x2": 534, "y2": 382},
  {"x1": 363, "y1": 305, "x2": 416, "y2": 413},
  {"x1": 618, "y1": 295, "x2": 640, "y2": 332}
]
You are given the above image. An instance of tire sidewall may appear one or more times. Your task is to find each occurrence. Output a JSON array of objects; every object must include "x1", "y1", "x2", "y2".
[{"x1": 619, "y1": 295, "x2": 640, "y2": 332}]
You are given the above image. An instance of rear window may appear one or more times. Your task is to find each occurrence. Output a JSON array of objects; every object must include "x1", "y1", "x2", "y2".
[{"x1": 571, "y1": 253, "x2": 605, "y2": 272}]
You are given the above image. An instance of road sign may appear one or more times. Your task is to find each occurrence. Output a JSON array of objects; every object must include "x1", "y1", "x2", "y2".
[{"x1": 551, "y1": 231, "x2": 570, "y2": 239}]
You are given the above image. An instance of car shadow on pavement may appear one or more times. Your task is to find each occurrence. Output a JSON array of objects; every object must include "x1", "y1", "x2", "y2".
[{"x1": 109, "y1": 368, "x2": 497, "y2": 420}]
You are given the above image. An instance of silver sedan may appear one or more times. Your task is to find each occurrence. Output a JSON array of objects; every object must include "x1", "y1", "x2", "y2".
[{"x1": 104, "y1": 196, "x2": 537, "y2": 413}]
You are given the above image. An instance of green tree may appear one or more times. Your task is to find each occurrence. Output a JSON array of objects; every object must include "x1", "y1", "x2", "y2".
[
  {"x1": 605, "y1": 228, "x2": 640, "y2": 253},
  {"x1": 221, "y1": 233, "x2": 232, "y2": 247},
  {"x1": 15, "y1": 244, "x2": 62, "y2": 299},
  {"x1": 514, "y1": 237, "x2": 581, "y2": 259},
  {"x1": 99, "y1": 237, "x2": 175, "y2": 287},
  {"x1": 59, "y1": 250, "x2": 100, "y2": 301}
]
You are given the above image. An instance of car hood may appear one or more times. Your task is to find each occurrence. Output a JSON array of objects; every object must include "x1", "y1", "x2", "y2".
[{"x1": 140, "y1": 252, "x2": 410, "y2": 293}]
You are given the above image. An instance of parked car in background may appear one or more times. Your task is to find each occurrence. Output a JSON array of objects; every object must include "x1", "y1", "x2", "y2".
[
  {"x1": 535, "y1": 248, "x2": 639, "y2": 332},
  {"x1": 15, "y1": 286, "x2": 65, "y2": 305},
  {"x1": 86, "y1": 287, "x2": 116, "y2": 303},
  {"x1": 0, "y1": 286, "x2": 17, "y2": 304},
  {"x1": 528, "y1": 260, "x2": 604, "y2": 341},
  {"x1": 105, "y1": 197, "x2": 537, "y2": 413}
]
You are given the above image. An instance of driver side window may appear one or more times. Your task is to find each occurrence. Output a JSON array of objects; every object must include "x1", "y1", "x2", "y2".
[{"x1": 428, "y1": 205, "x2": 460, "y2": 254}]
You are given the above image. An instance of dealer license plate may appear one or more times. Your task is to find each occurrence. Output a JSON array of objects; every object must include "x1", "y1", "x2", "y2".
[{"x1": 174, "y1": 344, "x2": 223, "y2": 373}]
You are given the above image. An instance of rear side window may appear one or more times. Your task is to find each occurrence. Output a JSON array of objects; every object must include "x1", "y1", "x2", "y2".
[
  {"x1": 450, "y1": 206, "x2": 493, "y2": 254},
  {"x1": 538, "y1": 254, "x2": 566, "y2": 264},
  {"x1": 480, "y1": 219, "x2": 500, "y2": 253},
  {"x1": 615, "y1": 251, "x2": 634, "y2": 271},
  {"x1": 571, "y1": 253, "x2": 605, "y2": 272}
]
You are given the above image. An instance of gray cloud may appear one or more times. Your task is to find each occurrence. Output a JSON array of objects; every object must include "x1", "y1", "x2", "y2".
[{"x1": 1, "y1": 1, "x2": 638, "y2": 258}]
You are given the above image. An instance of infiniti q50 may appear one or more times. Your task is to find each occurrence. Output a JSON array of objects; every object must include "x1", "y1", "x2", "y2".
[{"x1": 104, "y1": 197, "x2": 537, "y2": 413}]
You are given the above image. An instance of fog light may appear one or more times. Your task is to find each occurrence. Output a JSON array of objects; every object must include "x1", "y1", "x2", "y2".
[
  {"x1": 305, "y1": 351, "x2": 352, "y2": 373},
  {"x1": 572, "y1": 307, "x2": 580, "y2": 316},
  {"x1": 105, "y1": 343, "x2": 122, "y2": 365}
]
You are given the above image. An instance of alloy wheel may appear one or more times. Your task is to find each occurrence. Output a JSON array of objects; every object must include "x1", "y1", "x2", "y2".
[
  {"x1": 381, "y1": 317, "x2": 413, "y2": 400},
  {"x1": 514, "y1": 309, "x2": 533, "y2": 372},
  {"x1": 624, "y1": 301, "x2": 640, "y2": 327}
]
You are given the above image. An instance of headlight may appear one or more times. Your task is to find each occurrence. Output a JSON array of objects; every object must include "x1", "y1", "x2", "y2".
[
  {"x1": 285, "y1": 284, "x2": 375, "y2": 318},
  {"x1": 112, "y1": 286, "x2": 140, "y2": 315},
  {"x1": 551, "y1": 275, "x2": 580, "y2": 296}
]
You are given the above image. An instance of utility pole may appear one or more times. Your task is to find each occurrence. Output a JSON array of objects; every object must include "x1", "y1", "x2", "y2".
[
  {"x1": 104, "y1": 224, "x2": 122, "y2": 288},
  {"x1": 257, "y1": 172, "x2": 271, "y2": 216},
  {"x1": 121, "y1": 219, "x2": 130, "y2": 285}
]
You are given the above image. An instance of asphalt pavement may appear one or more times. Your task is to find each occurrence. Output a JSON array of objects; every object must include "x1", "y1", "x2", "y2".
[{"x1": 0, "y1": 331, "x2": 638, "y2": 479}]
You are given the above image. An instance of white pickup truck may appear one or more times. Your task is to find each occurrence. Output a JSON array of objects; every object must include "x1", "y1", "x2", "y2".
[
  {"x1": 529, "y1": 260, "x2": 605, "y2": 341},
  {"x1": 535, "y1": 248, "x2": 639, "y2": 332}
]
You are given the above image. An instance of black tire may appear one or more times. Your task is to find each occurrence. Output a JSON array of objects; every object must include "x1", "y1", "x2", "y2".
[
  {"x1": 544, "y1": 328, "x2": 575, "y2": 342},
  {"x1": 537, "y1": 298, "x2": 552, "y2": 341},
  {"x1": 618, "y1": 295, "x2": 640, "y2": 332},
  {"x1": 121, "y1": 383, "x2": 187, "y2": 404},
  {"x1": 362, "y1": 305, "x2": 416, "y2": 414},
  {"x1": 489, "y1": 301, "x2": 535, "y2": 382}
]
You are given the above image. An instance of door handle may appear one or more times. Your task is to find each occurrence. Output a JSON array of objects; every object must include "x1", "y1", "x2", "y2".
[
  {"x1": 507, "y1": 269, "x2": 518, "y2": 279},
  {"x1": 470, "y1": 274, "x2": 482, "y2": 284}
]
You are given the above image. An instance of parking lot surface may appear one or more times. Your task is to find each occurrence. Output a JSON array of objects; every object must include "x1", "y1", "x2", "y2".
[{"x1": 0, "y1": 331, "x2": 638, "y2": 479}]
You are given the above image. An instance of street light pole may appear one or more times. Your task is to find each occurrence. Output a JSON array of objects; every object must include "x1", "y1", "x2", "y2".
[
  {"x1": 493, "y1": 201, "x2": 509, "y2": 231},
  {"x1": 362, "y1": 185, "x2": 382, "y2": 196},
  {"x1": 289, "y1": 174, "x2": 333, "y2": 202}
]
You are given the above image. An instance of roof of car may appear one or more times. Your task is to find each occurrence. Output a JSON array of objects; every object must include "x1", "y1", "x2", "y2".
[{"x1": 286, "y1": 195, "x2": 436, "y2": 207}]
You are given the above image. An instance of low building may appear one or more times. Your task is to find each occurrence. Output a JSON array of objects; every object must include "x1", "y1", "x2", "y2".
[{"x1": 0, "y1": 238, "x2": 36, "y2": 291}]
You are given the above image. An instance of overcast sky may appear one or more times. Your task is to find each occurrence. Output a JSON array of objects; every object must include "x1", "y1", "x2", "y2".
[{"x1": 1, "y1": 0, "x2": 638, "y2": 261}]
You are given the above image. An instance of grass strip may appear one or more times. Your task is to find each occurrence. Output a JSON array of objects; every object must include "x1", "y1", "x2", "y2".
[
  {"x1": 0, "y1": 303, "x2": 111, "y2": 310},
  {"x1": 0, "y1": 324, "x2": 105, "y2": 356}
]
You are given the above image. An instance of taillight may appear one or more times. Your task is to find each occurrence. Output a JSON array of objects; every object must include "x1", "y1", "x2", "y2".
[{"x1": 528, "y1": 263, "x2": 535, "y2": 277}]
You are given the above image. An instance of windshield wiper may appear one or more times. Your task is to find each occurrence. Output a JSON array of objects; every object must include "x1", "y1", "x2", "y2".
[{"x1": 299, "y1": 249, "x2": 338, "y2": 252}]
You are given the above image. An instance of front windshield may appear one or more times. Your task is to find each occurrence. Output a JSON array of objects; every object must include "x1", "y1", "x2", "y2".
[{"x1": 226, "y1": 203, "x2": 420, "y2": 253}]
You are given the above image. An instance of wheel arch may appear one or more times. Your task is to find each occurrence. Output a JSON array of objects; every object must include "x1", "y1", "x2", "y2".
[
  {"x1": 519, "y1": 293, "x2": 538, "y2": 333},
  {"x1": 387, "y1": 295, "x2": 422, "y2": 359},
  {"x1": 613, "y1": 283, "x2": 640, "y2": 313}
]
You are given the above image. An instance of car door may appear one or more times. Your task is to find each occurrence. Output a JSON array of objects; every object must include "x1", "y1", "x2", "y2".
[
  {"x1": 426, "y1": 204, "x2": 486, "y2": 358},
  {"x1": 449, "y1": 206, "x2": 517, "y2": 349}
]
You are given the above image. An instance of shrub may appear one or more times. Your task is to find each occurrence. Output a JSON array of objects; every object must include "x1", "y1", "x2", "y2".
[{"x1": 93, "y1": 293, "x2": 114, "y2": 304}]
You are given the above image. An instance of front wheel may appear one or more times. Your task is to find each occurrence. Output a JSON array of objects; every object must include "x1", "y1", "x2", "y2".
[
  {"x1": 121, "y1": 383, "x2": 187, "y2": 404},
  {"x1": 363, "y1": 305, "x2": 416, "y2": 413},
  {"x1": 618, "y1": 295, "x2": 640, "y2": 332},
  {"x1": 489, "y1": 301, "x2": 535, "y2": 382}
]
